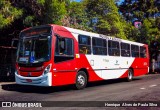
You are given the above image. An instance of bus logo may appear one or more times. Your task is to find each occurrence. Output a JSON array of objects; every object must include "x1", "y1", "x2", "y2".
[
  {"x1": 115, "y1": 60, "x2": 119, "y2": 65},
  {"x1": 27, "y1": 72, "x2": 31, "y2": 77}
]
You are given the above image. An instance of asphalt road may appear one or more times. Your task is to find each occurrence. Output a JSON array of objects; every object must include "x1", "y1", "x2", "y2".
[{"x1": 0, "y1": 74, "x2": 160, "y2": 110}]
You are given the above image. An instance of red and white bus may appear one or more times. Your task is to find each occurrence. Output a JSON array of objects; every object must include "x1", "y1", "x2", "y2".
[{"x1": 15, "y1": 24, "x2": 149, "y2": 89}]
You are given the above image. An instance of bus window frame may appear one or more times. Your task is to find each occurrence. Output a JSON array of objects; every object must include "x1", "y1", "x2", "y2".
[
  {"x1": 54, "y1": 35, "x2": 74, "y2": 63},
  {"x1": 78, "y1": 34, "x2": 91, "y2": 54},
  {"x1": 108, "y1": 40, "x2": 120, "y2": 56},
  {"x1": 140, "y1": 46, "x2": 147, "y2": 58},
  {"x1": 131, "y1": 44, "x2": 140, "y2": 58},
  {"x1": 121, "y1": 42, "x2": 131, "y2": 57},
  {"x1": 92, "y1": 37, "x2": 107, "y2": 55}
]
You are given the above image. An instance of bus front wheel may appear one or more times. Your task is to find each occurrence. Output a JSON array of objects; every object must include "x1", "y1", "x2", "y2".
[{"x1": 75, "y1": 71, "x2": 87, "y2": 90}]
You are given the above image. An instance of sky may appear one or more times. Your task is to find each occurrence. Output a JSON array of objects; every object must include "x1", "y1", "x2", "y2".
[{"x1": 75, "y1": 0, "x2": 81, "y2": 2}]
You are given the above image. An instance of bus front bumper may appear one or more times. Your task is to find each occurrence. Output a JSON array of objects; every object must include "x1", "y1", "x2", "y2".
[{"x1": 15, "y1": 71, "x2": 52, "y2": 86}]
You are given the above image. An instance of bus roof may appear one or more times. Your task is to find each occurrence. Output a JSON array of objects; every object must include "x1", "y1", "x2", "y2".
[
  {"x1": 20, "y1": 24, "x2": 147, "y2": 46},
  {"x1": 63, "y1": 26, "x2": 147, "y2": 46}
]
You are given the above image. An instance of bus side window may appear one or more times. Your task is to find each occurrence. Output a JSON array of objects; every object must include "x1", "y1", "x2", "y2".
[
  {"x1": 92, "y1": 37, "x2": 107, "y2": 55},
  {"x1": 131, "y1": 45, "x2": 139, "y2": 57},
  {"x1": 108, "y1": 40, "x2": 120, "y2": 56},
  {"x1": 78, "y1": 35, "x2": 91, "y2": 54},
  {"x1": 58, "y1": 38, "x2": 66, "y2": 55},
  {"x1": 54, "y1": 36, "x2": 74, "y2": 63},
  {"x1": 121, "y1": 42, "x2": 130, "y2": 57},
  {"x1": 140, "y1": 46, "x2": 147, "y2": 58}
]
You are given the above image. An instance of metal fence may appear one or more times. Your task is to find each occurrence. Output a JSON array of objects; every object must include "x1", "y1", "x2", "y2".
[{"x1": 0, "y1": 47, "x2": 16, "y2": 78}]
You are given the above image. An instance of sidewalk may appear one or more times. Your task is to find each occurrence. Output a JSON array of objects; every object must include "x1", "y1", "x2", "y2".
[
  {"x1": 0, "y1": 78, "x2": 15, "y2": 85},
  {"x1": 0, "y1": 82, "x2": 15, "y2": 86}
]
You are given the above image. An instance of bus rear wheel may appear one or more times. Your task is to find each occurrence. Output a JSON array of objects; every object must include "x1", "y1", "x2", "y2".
[
  {"x1": 127, "y1": 69, "x2": 133, "y2": 81},
  {"x1": 75, "y1": 71, "x2": 87, "y2": 90}
]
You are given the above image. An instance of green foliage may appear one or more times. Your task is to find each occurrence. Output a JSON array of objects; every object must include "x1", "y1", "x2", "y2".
[
  {"x1": 43, "y1": 0, "x2": 67, "y2": 25},
  {"x1": 119, "y1": 0, "x2": 159, "y2": 21},
  {"x1": 0, "y1": 0, "x2": 159, "y2": 45},
  {"x1": 62, "y1": 1, "x2": 91, "y2": 30},
  {"x1": 119, "y1": 0, "x2": 160, "y2": 44},
  {"x1": 0, "y1": 0, "x2": 22, "y2": 28},
  {"x1": 37, "y1": 0, "x2": 45, "y2": 5},
  {"x1": 0, "y1": 14, "x2": 9, "y2": 28},
  {"x1": 23, "y1": 16, "x2": 35, "y2": 27},
  {"x1": 123, "y1": 21, "x2": 139, "y2": 41},
  {"x1": 84, "y1": 0, "x2": 127, "y2": 39},
  {"x1": 140, "y1": 18, "x2": 159, "y2": 44},
  {"x1": 155, "y1": 17, "x2": 160, "y2": 29}
]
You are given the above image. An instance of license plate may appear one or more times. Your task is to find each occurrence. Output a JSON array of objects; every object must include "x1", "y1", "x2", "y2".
[{"x1": 26, "y1": 79, "x2": 32, "y2": 82}]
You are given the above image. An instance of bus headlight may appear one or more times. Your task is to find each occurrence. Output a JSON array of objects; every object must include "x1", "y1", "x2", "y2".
[{"x1": 43, "y1": 64, "x2": 51, "y2": 75}]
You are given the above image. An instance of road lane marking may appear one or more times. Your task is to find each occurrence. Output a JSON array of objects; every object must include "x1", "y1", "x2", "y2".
[
  {"x1": 149, "y1": 85, "x2": 157, "y2": 87},
  {"x1": 140, "y1": 84, "x2": 157, "y2": 90},
  {"x1": 140, "y1": 88, "x2": 146, "y2": 90}
]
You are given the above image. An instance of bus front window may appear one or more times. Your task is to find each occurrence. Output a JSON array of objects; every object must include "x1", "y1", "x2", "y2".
[{"x1": 17, "y1": 36, "x2": 51, "y2": 63}]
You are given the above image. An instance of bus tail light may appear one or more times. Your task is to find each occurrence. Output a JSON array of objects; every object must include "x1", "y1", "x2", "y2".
[{"x1": 43, "y1": 64, "x2": 52, "y2": 75}]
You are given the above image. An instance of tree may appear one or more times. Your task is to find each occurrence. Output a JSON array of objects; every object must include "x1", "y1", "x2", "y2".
[
  {"x1": 0, "y1": 0, "x2": 22, "y2": 29},
  {"x1": 11, "y1": 0, "x2": 67, "y2": 26},
  {"x1": 140, "y1": 18, "x2": 160, "y2": 44},
  {"x1": 40, "y1": 0, "x2": 67, "y2": 25},
  {"x1": 119, "y1": 0, "x2": 160, "y2": 44},
  {"x1": 9, "y1": 0, "x2": 45, "y2": 27},
  {"x1": 119, "y1": 0, "x2": 159, "y2": 21},
  {"x1": 61, "y1": 1, "x2": 91, "y2": 31},
  {"x1": 84, "y1": 0, "x2": 127, "y2": 39}
]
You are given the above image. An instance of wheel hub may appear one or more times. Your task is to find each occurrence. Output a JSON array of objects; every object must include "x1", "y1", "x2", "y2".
[{"x1": 77, "y1": 75, "x2": 85, "y2": 86}]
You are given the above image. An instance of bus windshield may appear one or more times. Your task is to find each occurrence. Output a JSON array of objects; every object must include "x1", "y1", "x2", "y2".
[{"x1": 17, "y1": 35, "x2": 51, "y2": 63}]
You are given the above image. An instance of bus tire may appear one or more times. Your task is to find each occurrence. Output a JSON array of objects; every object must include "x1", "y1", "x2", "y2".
[
  {"x1": 75, "y1": 71, "x2": 87, "y2": 90},
  {"x1": 127, "y1": 69, "x2": 133, "y2": 82}
]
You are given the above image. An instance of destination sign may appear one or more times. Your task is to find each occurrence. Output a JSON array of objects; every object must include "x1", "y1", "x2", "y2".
[
  {"x1": 20, "y1": 26, "x2": 51, "y2": 37},
  {"x1": 99, "y1": 34, "x2": 122, "y2": 42}
]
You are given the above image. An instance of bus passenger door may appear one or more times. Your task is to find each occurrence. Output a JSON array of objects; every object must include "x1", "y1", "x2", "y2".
[{"x1": 53, "y1": 34, "x2": 76, "y2": 85}]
